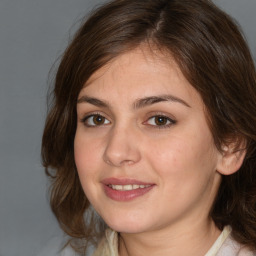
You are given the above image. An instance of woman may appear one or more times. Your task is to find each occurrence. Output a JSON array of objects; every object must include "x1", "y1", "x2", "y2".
[{"x1": 42, "y1": 0, "x2": 256, "y2": 255}]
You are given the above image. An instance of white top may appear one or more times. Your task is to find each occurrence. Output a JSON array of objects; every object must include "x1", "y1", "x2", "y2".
[
  {"x1": 36, "y1": 226, "x2": 256, "y2": 255},
  {"x1": 92, "y1": 226, "x2": 256, "y2": 256}
]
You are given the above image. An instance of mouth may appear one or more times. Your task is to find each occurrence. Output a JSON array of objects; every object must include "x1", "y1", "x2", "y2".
[
  {"x1": 102, "y1": 178, "x2": 155, "y2": 201},
  {"x1": 108, "y1": 184, "x2": 151, "y2": 191}
]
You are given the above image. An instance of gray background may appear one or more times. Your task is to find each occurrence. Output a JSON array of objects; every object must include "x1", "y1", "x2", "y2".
[{"x1": 0, "y1": 1, "x2": 255, "y2": 256}]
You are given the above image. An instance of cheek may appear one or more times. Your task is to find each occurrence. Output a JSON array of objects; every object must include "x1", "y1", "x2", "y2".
[
  {"x1": 74, "y1": 133, "x2": 104, "y2": 203},
  {"x1": 146, "y1": 135, "x2": 190, "y2": 174},
  {"x1": 74, "y1": 132, "x2": 103, "y2": 178},
  {"x1": 146, "y1": 129, "x2": 218, "y2": 179},
  {"x1": 146, "y1": 133, "x2": 219, "y2": 214}
]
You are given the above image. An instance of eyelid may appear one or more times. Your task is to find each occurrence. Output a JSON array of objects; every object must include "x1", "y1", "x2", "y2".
[
  {"x1": 143, "y1": 112, "x2": 177, "y2": 128},
  {"x1": 79, "y1": 111, "x2": 176, "y2": 129},
  {"x1": 80, "y1": 112, "x2": 111, "y2": 127}
]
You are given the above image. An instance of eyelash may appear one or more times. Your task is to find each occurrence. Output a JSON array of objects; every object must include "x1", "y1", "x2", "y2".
[
  {"x1": 81, "y1": 112, "x2": 110, "y2": 127},
  {"x1": 80, "y1": 113, "x2": 176, "y2": 129},
  {"x1": 144, "y1": 115, "x2": 177, "y2": 129}
]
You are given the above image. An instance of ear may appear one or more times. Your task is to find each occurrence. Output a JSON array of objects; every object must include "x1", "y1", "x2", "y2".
[{"x1": 216, "y1": 141, "x2": 246, "y2": 176}]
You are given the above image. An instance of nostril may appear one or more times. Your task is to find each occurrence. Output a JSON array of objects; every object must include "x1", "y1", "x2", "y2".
[
  {"x1": 121, "y1": 160, "x2": 134, "y2": 166},
  {"x1": 105, "y1": 159, "x2": 112, "y2": 165}
]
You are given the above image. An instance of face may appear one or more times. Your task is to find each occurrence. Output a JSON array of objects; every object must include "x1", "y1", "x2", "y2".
[{"x1": 74, "y1": 46, "x2": 223, "y2": 234}]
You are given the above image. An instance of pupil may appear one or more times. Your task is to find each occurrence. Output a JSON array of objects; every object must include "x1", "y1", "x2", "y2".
[
  {"x1": 94, "y1": 115, "x2": 104, "y2": 124},
  {"x1": 156, "y1": 116, "x2": 167, "y2": 125}
]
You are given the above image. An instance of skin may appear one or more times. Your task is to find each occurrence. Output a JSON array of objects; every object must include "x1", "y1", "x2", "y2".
[{"x1": 74, "y1": 46, "x2": 237, "y2": 255}]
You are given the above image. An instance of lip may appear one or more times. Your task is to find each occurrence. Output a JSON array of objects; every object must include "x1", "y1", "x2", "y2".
[
  {"x1": 101, "y1": 177, "x2": 155, "y2": 201},
  {"x1": 102, "y1": 177, "x2": 154, "y2": 186}
]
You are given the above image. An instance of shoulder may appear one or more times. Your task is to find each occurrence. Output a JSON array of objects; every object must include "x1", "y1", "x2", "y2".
[
  {"x1": 217, "y1": 233, "x2": 256, "y2": 256},
  {"x1": 91, "y1": 227, "x2": 256, "y2": 256}
]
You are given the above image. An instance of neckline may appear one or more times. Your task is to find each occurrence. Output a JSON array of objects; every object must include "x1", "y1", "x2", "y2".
[
  {"x1": 204, "y1": 226, "x2": 232, "y2": 256},
  {"x1": 95, "y1": 226, "x2": 232, "y2": 256}
]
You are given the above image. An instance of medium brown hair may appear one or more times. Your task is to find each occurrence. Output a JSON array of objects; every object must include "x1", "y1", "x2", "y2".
[{"x1": 42, "y1": 0, "x2": 256, "y2": 253}]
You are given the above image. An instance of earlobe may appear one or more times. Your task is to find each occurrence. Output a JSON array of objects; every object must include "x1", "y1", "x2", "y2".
[{"x1": 216, "y1": 144, "x2": 246, "y2": 176}]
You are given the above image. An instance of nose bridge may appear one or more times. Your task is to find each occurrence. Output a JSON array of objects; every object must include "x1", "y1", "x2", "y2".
[{"x1": 103, "y1": 121, "x2": 141, "y2": 166}]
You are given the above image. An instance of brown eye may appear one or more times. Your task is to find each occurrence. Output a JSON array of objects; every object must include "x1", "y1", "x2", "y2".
[
  {"x1": 155, "y1": 116, "x2": 169, "y2": 126},
  {"x1": 93, "y1": 115, "x2": 105, "y2": 125},
  {"x1": 83, "y1": 114, "x2": 110, "y2": 127},
  {"x1": 146, "y1": 115, "x2": 176, "y2": 128}
]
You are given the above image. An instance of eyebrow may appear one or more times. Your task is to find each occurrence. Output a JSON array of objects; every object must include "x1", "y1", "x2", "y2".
[
  {"x1": 77, "y1": 94, "x2": 191, "y2": 109},
  {"x1": 134, "y1": 95, "x2": 191, "y2": 109},
  {"x1": 77, "y1": 95, "x2": 108, "y2": 107}
]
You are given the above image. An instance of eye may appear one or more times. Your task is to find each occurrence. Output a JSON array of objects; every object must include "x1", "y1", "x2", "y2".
[
  {"x1": 82, "y1": 114, "x2": 110, "y2": 127},
  {"x1": 145, "y1": 115, "x2": 176, "y2": 128}
]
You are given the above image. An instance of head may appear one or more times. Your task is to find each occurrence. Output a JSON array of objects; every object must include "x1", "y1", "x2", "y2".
[{"x1": 42, "y1": 0, "x2": 256, "y2": 251}]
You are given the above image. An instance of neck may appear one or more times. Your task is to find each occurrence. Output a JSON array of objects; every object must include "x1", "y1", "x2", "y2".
[{"x1": 119, "y1": 219, "x2": 221, "y2": 256}]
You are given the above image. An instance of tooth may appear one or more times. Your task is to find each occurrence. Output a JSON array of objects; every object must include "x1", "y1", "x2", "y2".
[
  {"x1": 123, "y1": 185, "x2": 133, "y2": 191},
  {"x1": 112, "y1": 185, "x2": 122, "y2": 190},
  {"x1": 110, "y1": 184, "x2": 151, "y2": 191}
]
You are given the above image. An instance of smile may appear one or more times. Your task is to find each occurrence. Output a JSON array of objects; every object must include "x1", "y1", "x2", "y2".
[
  {"x1": 102, "y1": 178, "x2": 155, "y2": 201},
  {"x1": 108, "y1": 184, "x2": 151, "y2": 191}
]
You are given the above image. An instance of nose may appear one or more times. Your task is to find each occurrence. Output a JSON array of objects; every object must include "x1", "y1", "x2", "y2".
[{"x1": 103, "y1": 124, "x2": 141, "y2": 167}]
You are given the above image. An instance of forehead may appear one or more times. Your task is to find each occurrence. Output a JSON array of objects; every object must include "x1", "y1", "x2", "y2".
[
  {"x1": 79, "y1": 45, "x2": 202, "y2": 108},
  {"x1": 84, "y1": 46, "x2": 179, "y2": 85}
]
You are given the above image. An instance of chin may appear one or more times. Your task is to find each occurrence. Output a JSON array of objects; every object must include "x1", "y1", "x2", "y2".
[
  {"x1": 103, "y1": 213, "x2": 151, "y2": 234},
  {"x1": 109, "y1": 223, "x2": 147, "y2": 234}
]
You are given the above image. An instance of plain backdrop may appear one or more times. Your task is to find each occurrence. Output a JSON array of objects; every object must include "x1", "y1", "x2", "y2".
[{"x1": 0, "y1": 0, "x2": 255, "y2": 255}]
